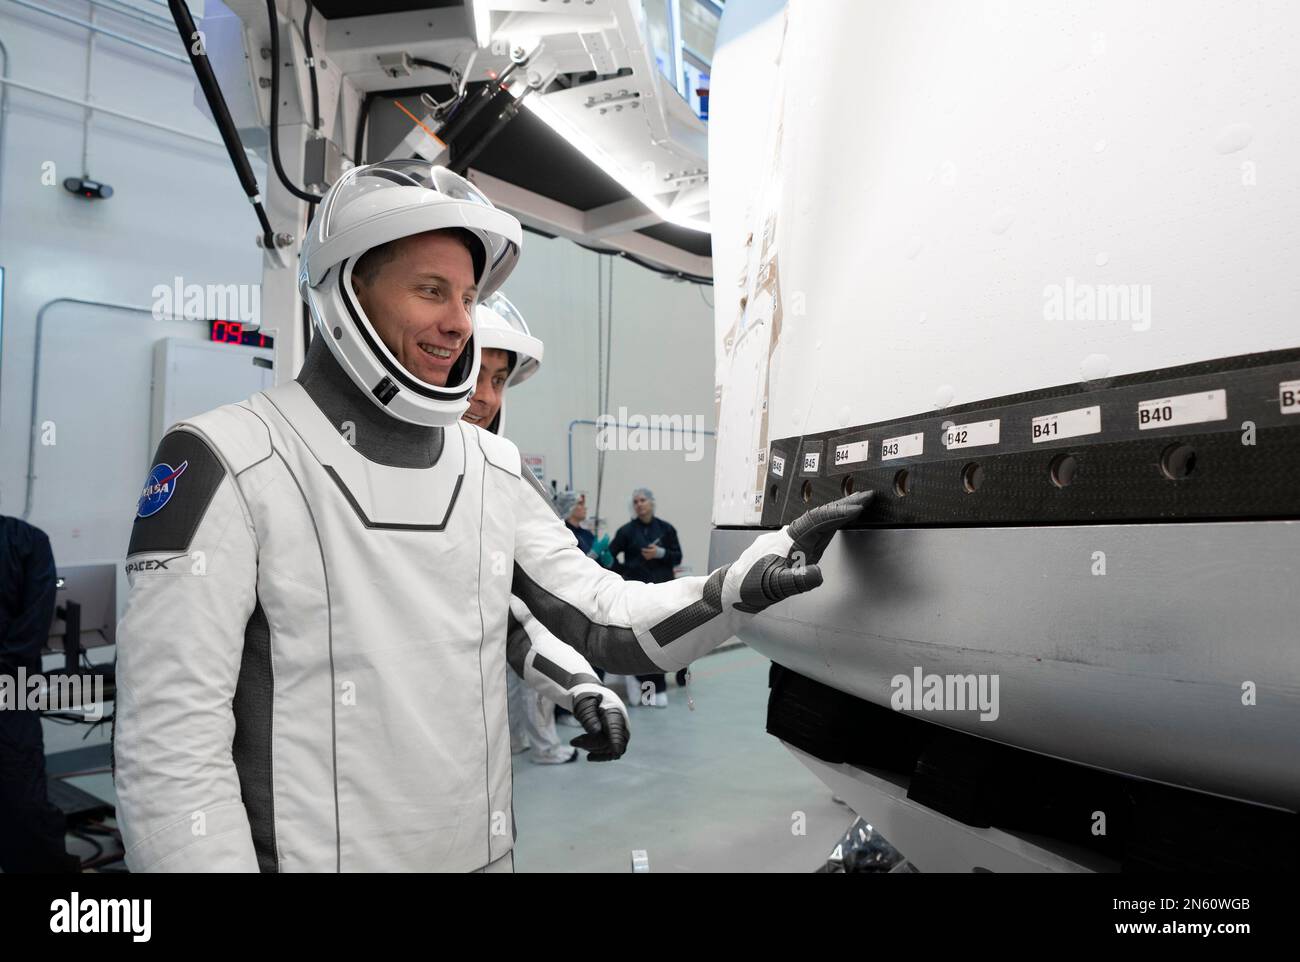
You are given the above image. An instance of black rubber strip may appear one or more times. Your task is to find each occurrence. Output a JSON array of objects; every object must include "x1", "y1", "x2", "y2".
[{"x1": 764, "y1": 347, "x2": 1300, "y2": 526}]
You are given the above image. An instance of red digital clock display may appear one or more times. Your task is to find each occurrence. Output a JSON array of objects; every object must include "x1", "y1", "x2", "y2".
[{"x1": 210, "y1": 320, "x2": 274, "y2": 349}]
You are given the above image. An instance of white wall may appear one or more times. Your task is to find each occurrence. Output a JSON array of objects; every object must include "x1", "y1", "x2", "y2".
[
  {"x1": 0, "y1": 2, "x2": 717, "y2": 599},
  {"x1": 501, "y1": 236, "x2": 717, "y2": 576},
  {"x1": 710, "y1": 0, "x2": 1300, "y2": 524},
  {"x1": 0, "y1": 2, "x2": 264, "y2": 565}
]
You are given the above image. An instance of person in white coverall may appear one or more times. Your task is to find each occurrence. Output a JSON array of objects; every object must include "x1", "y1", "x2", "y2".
[
  {"x1": 112, "y1": 160, "x2": 872, "y2": 873},
  {"x1": 467, "y1": 292, "x2": 625, "y2": 764}
]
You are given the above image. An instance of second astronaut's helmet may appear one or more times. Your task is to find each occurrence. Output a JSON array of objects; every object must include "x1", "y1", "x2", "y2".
[
  {"x1": 299, "y1": 159, "x2": 522, "y2": 428},
  {"x1": 474, "y1": 291, "x2": 544, "y2": 434},
  {"x1": 475, "y1": 292, "x2": 544, "y2": 386}
]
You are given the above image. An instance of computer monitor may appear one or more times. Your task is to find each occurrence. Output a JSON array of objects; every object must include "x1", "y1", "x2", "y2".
[{"x1": 46, "y1": 563, "x2": 117, "y2": 669}]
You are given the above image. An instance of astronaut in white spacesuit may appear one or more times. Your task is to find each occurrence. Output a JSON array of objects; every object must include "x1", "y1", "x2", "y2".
[
  {"x1": 469, "y1": 292, "x2": 628, "y2": 764},
  {"x1": 112, "y1": 160, "x2": 871, "y2": 873}
]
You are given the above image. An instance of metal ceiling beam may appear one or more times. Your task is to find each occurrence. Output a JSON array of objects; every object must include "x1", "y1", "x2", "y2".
[
  {"x1": 468, "y1": 168, "x2": 712, "y2": 279},
  {"x1": 581, "y1": 195, "x2": 662, "y2": 237}
]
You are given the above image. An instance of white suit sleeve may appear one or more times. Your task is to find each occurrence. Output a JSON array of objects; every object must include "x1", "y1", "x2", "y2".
[
  {"x1": 113, "y1": 427, "x2": 261, "y2": 872},
  {"x1": 510, "y1": 470, "x2": 755, "y2": 673},
  {"x1": 506, "y1": 596, "x2": 609, "y2": 709}
]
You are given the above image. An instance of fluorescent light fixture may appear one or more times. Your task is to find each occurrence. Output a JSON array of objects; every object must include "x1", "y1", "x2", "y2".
[{"x1": 523, "y1": 94, "x2": 711, "y2": 233}]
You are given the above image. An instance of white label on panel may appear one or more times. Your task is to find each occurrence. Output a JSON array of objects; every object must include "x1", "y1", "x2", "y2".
[
  {"x1": 771, "y1": 454, "x2": 785, "y2": 477},
  {"x1": 1280, "y1": 380, "x2": 1300, "y2": 415},
  {"x1": 880, "y1": 432, "x2": 924, "y2": 461},
  {"x1": 1137, "y1": 389, "x2": 1227, "y2": 430},
  {"x1": 1031, "y1": 406, "x2": 1101, "y2": 443},
  {"x1": 834, "y1": 440, "x2": 870, "y2": 466},
  {"x1": 942, "y1": 419, "x2": 1000, "y2": 450},
  {"x1": 802, "y1": 452, "x2": 821, "y2": 473}
]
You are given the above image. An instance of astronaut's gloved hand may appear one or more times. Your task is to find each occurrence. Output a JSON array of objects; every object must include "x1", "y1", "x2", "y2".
[
  {"x1": 722, "y1": 490, "x2": 874, "y2": 613},
  {"x1": 568, "y1": 685, "x2": 630, "y2": 761}
]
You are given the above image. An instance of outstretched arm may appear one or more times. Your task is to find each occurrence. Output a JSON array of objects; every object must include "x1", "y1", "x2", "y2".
[{"x1": 510, "y1": 469, "x2": 872, "y2": 673}]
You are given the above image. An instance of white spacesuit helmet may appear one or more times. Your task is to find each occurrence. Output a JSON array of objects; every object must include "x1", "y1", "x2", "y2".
[
  {"x1": 474, "y1": 291, "x2": 544, "y2": 435},
  {"x1": 299, "y1": 159, "x2": 523, "y2": 427}
]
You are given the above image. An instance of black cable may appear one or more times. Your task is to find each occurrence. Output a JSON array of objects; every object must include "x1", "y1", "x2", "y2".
[
  {"x1": 410, "y1": 57, "x2": 453, "y2": 73},
  {"x1": 603, "y1": 258, "x2": 615, "y2": 525},
  {"x1": 604, "y1": 258, "x2": 614, "y2": 405},
  {"x1": 593, "y1": 257, "x2": 615, "y2": 538},
  {"x1": 602, "y1": 247, "x2": 712, "y2": 285},
  {"x1": 355, "y1": 91, "x2": 374, "y2": 164},
  {"x1": 166, "y1": 0, "x2": 276, "y2": 248},
  {"x1": 575, "y1": 238, "x2": 713, "y2": 286},
  {"x1": 81, "y1": 846, "x2": 127, "y2": 871},
  {"x1": 71, "y1": 830, "x2": 105, "y2": 864},
  {"x1": 594, "y1": 261, "x2": 605, "y2": 537},
  {"x1": 266, "y1": 0, "x2": 322, "y2": 204},
  {"x1": 596, "y1": 254, "x2": 603, "y2": 408},
  {"x1": 300, "y1": 0, "x2": 320, "y2": 353},
  {"x1": 302, "y1": 1, "x2": 321, "y2": 132},
  {"x1": 519, "y1": 224, "x2": 713, "y2": 286},
  {"x1": 270, "y1": 0, "x2": 319, "y2": 357}
]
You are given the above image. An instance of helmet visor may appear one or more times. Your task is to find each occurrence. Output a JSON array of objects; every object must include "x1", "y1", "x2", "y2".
[{"x1": 480, "y1": 291, "x2": 531, "y2": 337}]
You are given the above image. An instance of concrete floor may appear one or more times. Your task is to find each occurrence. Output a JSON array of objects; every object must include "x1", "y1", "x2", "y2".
[
  {"x1": 40, "y1": 646, "x2": 852, "y2": 872},
  {"x1": 511, "y1": 646, "x2": 850, "y2": 873}
]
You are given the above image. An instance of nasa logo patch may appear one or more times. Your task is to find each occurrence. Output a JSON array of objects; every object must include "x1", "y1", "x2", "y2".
[{"x1": 137, "y1": 460, "x2": 189, "y2": 518}]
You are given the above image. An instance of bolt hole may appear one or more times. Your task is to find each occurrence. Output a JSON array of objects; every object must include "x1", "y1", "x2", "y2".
[
  {"x1": 800, "y1": 480, "x2": 813, "y2": 503},
  {"x1": 840, "y1": 475, "x2": 855, "y2": 496},
  {"x1": 1160, "y1": 443, "x2": 1196, "y2": 480},
  {"x1": 894, "y1": 469, "x2": 910, "y2": 497},
  {"x1": 961, "y1": 462, "x2": 983, "y2": 494},
  {"x1": 1049, "y1": 453, "x2": 1078, "y2": 488},
  {"x1": 768, "y1": 483, "x2": 779, "y2": 503}
]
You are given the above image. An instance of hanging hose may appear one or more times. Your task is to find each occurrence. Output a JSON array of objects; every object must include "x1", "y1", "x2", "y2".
[
  {"x1": 166, "y1": 0, "x2": 275, "y2": 248},
  {"x1": 594, "y1": 261, "x2": 604, "y2": 533},
  {"x1": 410, "y1": 56, "x2": 453, "y2": 74},
  {"x1": 593, "y1": 257, "x2": 615, "y2": 537},
  {"x1": 302, "y1": 0, "x2": 320, "y2": 133},
  {"x1": 265, "y1": 0, "x2": 321, "y2": 205},
  {"x1": 266, "y1": 0, "x2": 321, "y2": 348},
  {"x1": 355, "y1": 91, "x2": 374, "y2": 164}
]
